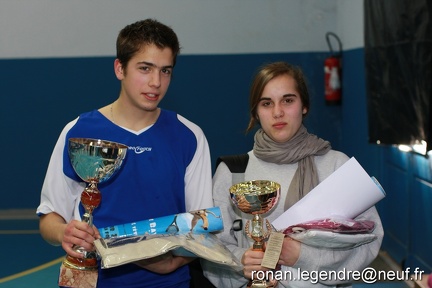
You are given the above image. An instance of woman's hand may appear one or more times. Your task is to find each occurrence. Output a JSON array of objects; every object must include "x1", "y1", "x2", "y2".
[
  {"x1": 242, "y1": 247, "x2": 279, "y2": 287},
  {"x1": 278, "y1": 237, "x2": 301, "y2": 267},
  {"x1": 241, "y1": 248, "x2": 270, "y2": 279},
  {"x1": 134, "y1": 253, "x2": 194, "y2": 274}
]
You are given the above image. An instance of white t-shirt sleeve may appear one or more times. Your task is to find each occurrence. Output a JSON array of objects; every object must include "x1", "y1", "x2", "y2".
[
  {"x1": 178, "y1": 115, "x2": 213, "y2": 211},
  {"x1": 36, "y1": 118, "x2": 85, "y2": 223}
]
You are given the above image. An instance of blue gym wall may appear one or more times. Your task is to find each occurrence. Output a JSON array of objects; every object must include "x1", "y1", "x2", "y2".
[
  {"x1": 0, "y1": 0, "x2": 430, "y2": 274},
  {"x1": 0, "y1": 51, "x2": 343, "y2": 208}
]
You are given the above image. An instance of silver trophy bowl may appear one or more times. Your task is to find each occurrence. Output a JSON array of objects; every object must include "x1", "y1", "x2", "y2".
[{"x1": 68, "y1": 138, "x2": 128, "y2": 184}]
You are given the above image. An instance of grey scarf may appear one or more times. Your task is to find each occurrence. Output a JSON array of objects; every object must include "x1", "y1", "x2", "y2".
[{"x1": 253, "y1": 125, "x2": 331, "y2": 210}]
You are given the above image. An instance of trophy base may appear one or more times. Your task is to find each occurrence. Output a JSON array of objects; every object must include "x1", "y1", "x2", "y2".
[
  {"x1": 248, "y1": 279, "x2": 277, "y2": 288},
  {"x1": 59, "y1": 262, "x2": 98, "y2": 288},
  {"x1": 63, "y1": 255, "x2": 98, "y2": 271}
]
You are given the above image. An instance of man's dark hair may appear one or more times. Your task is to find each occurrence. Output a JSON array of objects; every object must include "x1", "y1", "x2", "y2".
[{"x1": 116, "y1": 19, "x2": 181, "y2": 69}]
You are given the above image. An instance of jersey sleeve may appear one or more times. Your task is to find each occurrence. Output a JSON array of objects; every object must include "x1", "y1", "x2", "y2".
[
  {"x1": 36, "y1": 118, "x2": 85, "y2": 223},
  {"x1": 178, "y1": 115, "x2": 213, "y2": 211}
]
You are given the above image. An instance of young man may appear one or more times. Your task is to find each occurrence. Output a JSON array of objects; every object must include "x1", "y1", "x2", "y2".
[{"x1": 37, "y1": 19, "x2": 213, "y2": 288}]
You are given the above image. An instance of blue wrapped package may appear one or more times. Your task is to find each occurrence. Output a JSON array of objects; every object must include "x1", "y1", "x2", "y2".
[{"x1": 99, "y1": 206, "x2": 223, "y2": 239}]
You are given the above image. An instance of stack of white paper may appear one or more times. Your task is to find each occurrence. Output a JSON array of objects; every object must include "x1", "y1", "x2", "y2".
[{"x1": 272, "y1": 157, "x2": 386, "y2": 231}]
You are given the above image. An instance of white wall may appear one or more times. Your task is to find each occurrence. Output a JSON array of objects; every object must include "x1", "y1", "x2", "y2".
[
  {"x1": 0, "y1": 0, "x2": 363, "y2": 59},
  {"x1": 337, "y1": 0, "x2": 364, "y2": 50}
]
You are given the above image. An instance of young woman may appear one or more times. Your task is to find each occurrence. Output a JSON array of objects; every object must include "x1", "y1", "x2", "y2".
[{"x1": 204, "y1": 62, "x2": 383, "y2": 287}]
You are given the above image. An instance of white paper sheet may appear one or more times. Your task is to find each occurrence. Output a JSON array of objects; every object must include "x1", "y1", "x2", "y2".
[{"x1": 272, "y1": 157, "x2": 386, "y2": 230}]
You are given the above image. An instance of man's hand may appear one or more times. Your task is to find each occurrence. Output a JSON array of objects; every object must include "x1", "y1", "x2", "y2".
[
  {"x1": 39, "y1": 212, "x2": 100, "y2": 259},
  {"x1": 62, "y1": 220, "x2": 101, "y2": 258}
]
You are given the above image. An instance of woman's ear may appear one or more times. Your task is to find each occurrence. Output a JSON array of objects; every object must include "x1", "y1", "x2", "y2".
[{"x1": 255, "y1": 113, "x2": 259, "y2": 122}]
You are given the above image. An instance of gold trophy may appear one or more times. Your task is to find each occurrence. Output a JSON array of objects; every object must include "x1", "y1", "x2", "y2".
[
  {"x1": 230, "y1": 180, "x2": 281, "y2": 288},
  {"x1": 63, "y1": 138, "x2": 128, "y2": 271}
]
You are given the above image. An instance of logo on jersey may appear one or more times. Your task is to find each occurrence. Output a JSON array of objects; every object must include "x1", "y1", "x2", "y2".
[{"x1": 129, "y1": 146, "x2": 152, "y2": 154}]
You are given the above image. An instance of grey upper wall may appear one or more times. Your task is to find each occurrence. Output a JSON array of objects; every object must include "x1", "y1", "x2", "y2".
[{"x1": 0, "y1": 0, "x2": 363, "y2": 59}]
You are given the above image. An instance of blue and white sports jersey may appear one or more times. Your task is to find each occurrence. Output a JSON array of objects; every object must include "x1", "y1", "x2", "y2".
[{"x1": 37, "y1": 109, "x2": 213, "y2": 288}]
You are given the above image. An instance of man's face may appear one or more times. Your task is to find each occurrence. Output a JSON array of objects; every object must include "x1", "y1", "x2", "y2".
[{"x1": 115, "y1": 44, "x2": 174, "y2": 112}]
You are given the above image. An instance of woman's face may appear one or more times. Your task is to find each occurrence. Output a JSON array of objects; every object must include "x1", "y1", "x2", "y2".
[{"x1": 256, "y1": 74, "x2": 307, "y2": 143}]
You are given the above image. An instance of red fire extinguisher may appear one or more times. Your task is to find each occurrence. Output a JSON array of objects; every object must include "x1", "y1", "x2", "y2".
[{"x1": 324, "y1": 32, "x2": 342, "y2": 105}]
